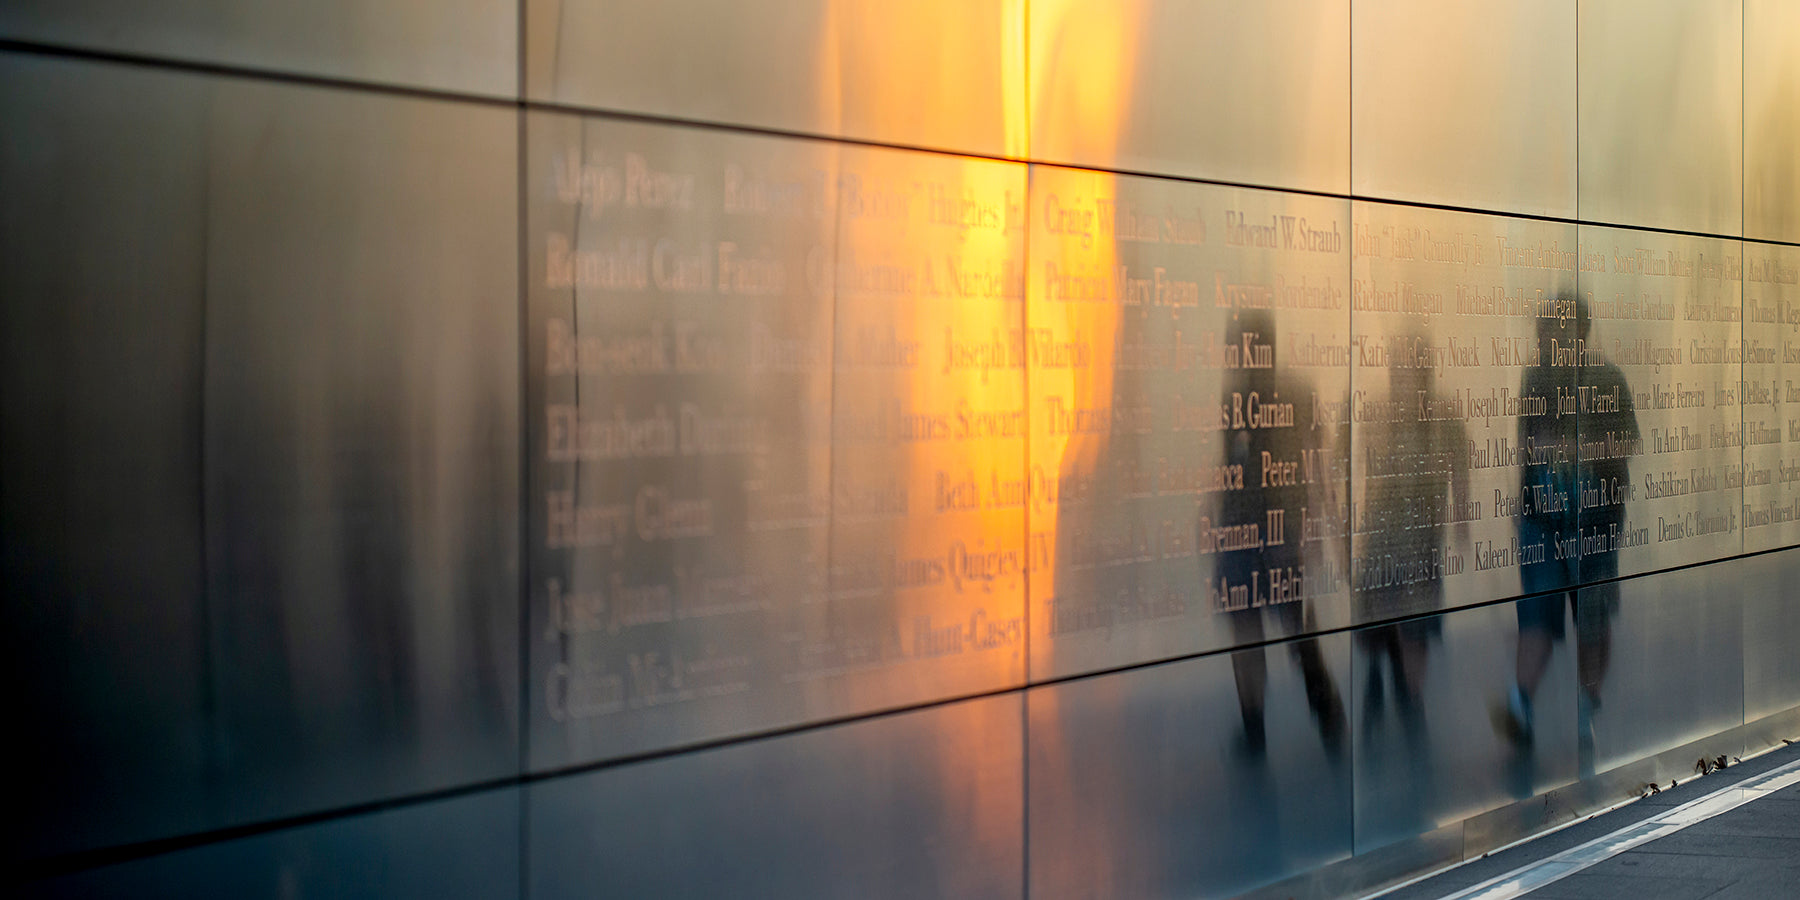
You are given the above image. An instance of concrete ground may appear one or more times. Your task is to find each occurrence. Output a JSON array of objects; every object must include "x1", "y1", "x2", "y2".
[{"x1": 1384, "y1": 743, "x2": 1800, "y2": 900}]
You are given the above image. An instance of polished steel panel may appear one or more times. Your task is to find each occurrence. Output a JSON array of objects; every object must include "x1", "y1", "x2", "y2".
[
  {"x1": 1580, "y1": 561, "x2": 1743, "y2": 778},
  {"x1": 826, "y1": 146, "x2": 1030, "y2": 698},
  {"x1": 1349, "y1": 203, "x2": 1580, "y2": 622},
  {"x1": 1030, "y1": 0, "x2": 1349, "y2": 193},
  {"x1": 1741, "y1": 241, "x2": 1799, "y2": 553},
  {"x1": 0, "y1": 0, "x2": 514, "y2": 97},
  {"x1": 1576, "y1": 225, "x2": 1742, "y2": 579},
  {"x1": 1577, "y1": 0, "x2": 1743, "y2": 235},
  {"x1": 528, "y1": 693, "x2": 1022, "y2": 899},
  {"x1": 525, "y1": 111, "x2": 838, "y2": 768},
  {"x1": 21, "y1": 787, "x2": 521, "y2": 899},
  {"x1": 202, "y1": 81, "x2": 520, "y2": 823},
  {"x1": 1745, "y1": 0, "x2": 1800, "y2": 243},
  {"x1": 1028, "y1": 634, "x2": 1353, "y2": 898},
  {"x1": 1352, "y1": 0, "x2": 1577, "y2": 218},
  {"x1": 1, "y1": 54, "x2": 210, "y2": 862},
  {"x1": 1252, "y1": 824, "x2": 1464, "y2": 900},
  {"x1": 1352, "y1": 598, "x2": 1578, "y2": 854},
  {"x1": 525, "y1": 0, "x2": 1026, "y2": 158},
  {"x1": 526, "y1": 114, "x2": 1026, "y2": 770},
  {"x1": 1743, "y1": 550, "x2": 1800, "y2": 724},
  {"x1": 1030, "y1": 165, "x2": 1351, "y2": 679}
]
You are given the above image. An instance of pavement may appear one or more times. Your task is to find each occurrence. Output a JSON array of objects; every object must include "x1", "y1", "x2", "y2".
[{"x1": 1382, "y1": 743, "x2": 1800, "y2": 900}]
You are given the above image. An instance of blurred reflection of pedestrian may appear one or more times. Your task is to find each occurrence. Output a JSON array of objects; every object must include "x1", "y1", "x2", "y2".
[
  {"x1": 1354, "y1": 342, "x2": 1469, "y2": 738},
  {"x1": 1211, "y1": 310, "x2": 1345, "y2": 759},
  {"x1": 1499, "y1": 294, "x2": 1635, "y2": 768}
]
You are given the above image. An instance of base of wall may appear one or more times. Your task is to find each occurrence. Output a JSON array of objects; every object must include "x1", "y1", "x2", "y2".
[{"x1": 1242, "y1": 708, "x2": 1800, "y2": 900}]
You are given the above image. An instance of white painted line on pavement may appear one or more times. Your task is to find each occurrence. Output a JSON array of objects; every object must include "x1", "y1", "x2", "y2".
[{"x1": 1429, "y1": 758, "x2": 1800, "y2": 900}]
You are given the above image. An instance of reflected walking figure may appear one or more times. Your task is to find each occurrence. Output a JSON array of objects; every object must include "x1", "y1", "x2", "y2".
[
  {"x1": 1499, "y1": 294, "x2": 1637, "y2": 771},
  {"x1": 1354, "y1": 342, "x2": 1469, "y2": 742},
  {"x1": 1209, "y1": 310, "x2": 1345, "y2": 759}
]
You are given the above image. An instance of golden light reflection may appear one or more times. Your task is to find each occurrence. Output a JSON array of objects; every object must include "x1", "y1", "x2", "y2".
[
  {"x1": 1023, "y1": 5, "x2": 1135, "y2": 891},
  {"x1": 1746, "y1": 0, "x2": 1800, "y2": 242},
  {"x1": 1027, "y1": 0, "x2": 1137, "y2": 655},
  {"x1": 829, "y1": 145, "x2": 1030, "y2": 698},
  {"x1": 815, "y1": 0, "x2": 1027, "y2": 157},
  {"x1": 1029, "y1": 0, "x2": 1139, "y2": 166},
  {"x1": 1028, "y1": 165, "x2": 1123, "y2": 641}
]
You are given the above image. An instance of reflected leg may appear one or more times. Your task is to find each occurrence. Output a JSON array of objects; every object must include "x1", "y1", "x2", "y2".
[
  {"x1": 1393, "y1": 623, "x2": 1434, "y2": 792},
  {"x1": 1360, "y1": 628, "x2": 1395, "y2": 727},
  {"x1": 1288, "y1": 601, "x2": 1346, "y2": 756},
  {"x1": 1291, "y1": 636, "x2": 1346, "y2": 758},
  {"x1": 1396, "y1": 632, "x2": 1430, "y2": 702},
  {"x1": 1395, "y1": 624, "x2": 1431, "y2": 709},
  {"x1": 1574, "y1": 560, "x2": 1618, "y2": 704},
  {"x1": 1502, "y1": 517, "x2": 1578, "y2": 749},
  {"x1": 1498, "y1": 590, "x2": 1567, "y2": 748},
  {"x1": 1516, "y1": 614, "x2": 1555, "y2": 696},
  {"x1": 1576, "y1": 597, "x2": 1614, "y2": 700},
  {"x1": 1231, "y1": 609, "x2": 1269, "y2": 755},
  {"x1": 1574, "y1": 579, "x2": 1617, "y2": 774}
]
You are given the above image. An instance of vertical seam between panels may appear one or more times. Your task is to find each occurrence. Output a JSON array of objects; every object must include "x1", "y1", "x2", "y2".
[{"x1": 516, "y1": 0, "x2": 532, "y2": 892}]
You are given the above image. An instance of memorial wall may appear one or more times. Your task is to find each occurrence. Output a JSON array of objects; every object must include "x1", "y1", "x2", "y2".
[{"x1": 3, "y1": 1, "x2": 1799, "y2": 898}]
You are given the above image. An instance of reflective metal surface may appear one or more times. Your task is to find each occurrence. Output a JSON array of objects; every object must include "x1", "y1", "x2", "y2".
[
  {"x1": 1741, "y1": 241, "x2": 1799, "y2": 553},
  {"x1": 525, "y1": 112, "x2": 836, "y2": 769},
  {"x1": 21, "y1": 787, "x2": 521, "y2": 900},
  {"x1": 0, "y1": 0, "x2": 515, "y2": 97},
  {"x1": 1, "y1": 54, "x2": 211, "y2": 861},
  {"x1": 1352, "y1": 0, "x2": 1577, "y2": 218},
  {"x1": 527, "y1": 112, "x2": 1028, "y2": 771},
  {"x1": 12, "y1": 1, "x2": 1800, "y2": 894},
  {"x1": 528, "y1": 693, "x2": 1022, "y2": 899},
  {"x1": 525, "y1": 0, "x2": 1026, "y2": 158},
  {"x1": 1349, "y1": 202, "x2": 1580, "y2": 622},
  {"x1": 202, "y1": 79, "x2": 521, "y2": 822},
  {"x1": 1028, "y1": 633, "x2": 1353, "y2": 898},
  {"x1": 1030, "y1": 0, "x2": 1350, "y2": 193},
  {"x1": 1742, "y1": 550, "x2": 1800, "y2": 725},
  {"x1": 828, "y1": 145, "x2": 1030, "y2": 697},
  {"x1": 1575, "y1": 225, "x2": 1742, "y2": 578},
  {"x1": 1578, "y1": 559, "x2": 1743, "y2": 777},
  {"x1": 1352, "y1": 598, "x2": 1578, "y2": 854},
  {"x1": 1029, "y1": 165, "x2": 1352, "y2": 678},
  {"x1": 1577, "y1": 0, "x2": 1744, "y2": 235},
  {"x1": 1745, "y1": 0, "x2": 1800, "y2": 243}
]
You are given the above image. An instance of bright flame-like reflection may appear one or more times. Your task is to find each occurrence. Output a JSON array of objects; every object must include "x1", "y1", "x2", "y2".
[
  {"x1": 1026, "y1": 0, "x2": 1137, "y2": 653},
  {"x1": 827, "y1": 145, "x2": 1030, "y2": 698},
  {"x1": 808, "y1": 0, "x2": 1028, "y2": 156},
  {"x1": 1022, "y1": 3, "x2": 1136, "y2": 890}
]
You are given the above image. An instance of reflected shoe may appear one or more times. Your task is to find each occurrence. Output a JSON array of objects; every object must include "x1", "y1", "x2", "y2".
[{"x1": 1490, "y1": 685, "x2": 1535, "y2": 749}]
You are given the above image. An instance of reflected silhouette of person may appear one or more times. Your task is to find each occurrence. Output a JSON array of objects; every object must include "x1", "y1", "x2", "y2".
[
  {"x1": 1354, "y1": 339, "x2": 1469, "y2": 739},
  {"x1": 1499, "y1": 293, "x2": 1635, "y2": 767},
  {"x1": 1210, "y1": 309, "x2": 1345, "y2": 759}
]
